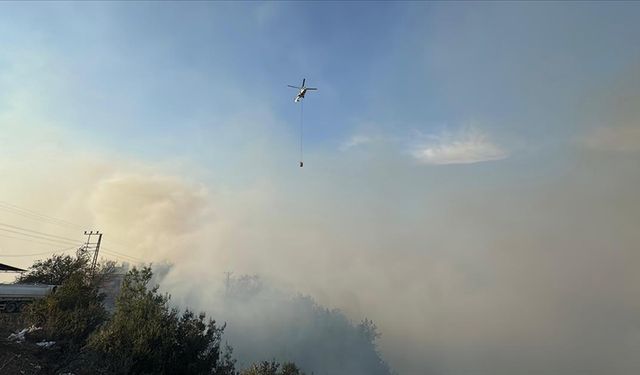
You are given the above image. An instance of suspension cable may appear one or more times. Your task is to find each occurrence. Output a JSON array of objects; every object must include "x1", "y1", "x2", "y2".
[{"x1": 300, "y1": 100, "x2": 304, "y2": 167}]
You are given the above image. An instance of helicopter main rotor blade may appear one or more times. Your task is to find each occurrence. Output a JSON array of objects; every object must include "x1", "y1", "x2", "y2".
[
  {"x1": 288, "y1": 85, "x2": 301, "y2": 89},
  {"x1": 302, "y1": 78, "x2": 306, "y2": 87}
]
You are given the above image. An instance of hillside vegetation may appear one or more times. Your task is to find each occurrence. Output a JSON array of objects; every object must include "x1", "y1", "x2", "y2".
[{"x1": 1, "y1": 255, "x2": 390, "y2": 375}]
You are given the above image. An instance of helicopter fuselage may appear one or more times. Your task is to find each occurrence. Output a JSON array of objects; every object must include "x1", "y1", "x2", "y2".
[{"x1": 294, "y1": 88, "x2": 307, "y2": 102}]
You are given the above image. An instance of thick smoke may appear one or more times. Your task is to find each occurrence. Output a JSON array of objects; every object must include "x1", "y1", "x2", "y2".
[
  {"x1": 2, "y1": 60, "x2": 640, "y2": 375},
  {"x1": 2, "y1": 136, "x2": 639, "y2": 374}
]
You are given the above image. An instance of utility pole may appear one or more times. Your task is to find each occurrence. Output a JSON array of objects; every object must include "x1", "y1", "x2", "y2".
[
  {"x1": 91, "y1": 232, "x2": 102, "y2": 275},
  {"x1": 82, "y1": 230, "x2": 103, "y2": 276}
]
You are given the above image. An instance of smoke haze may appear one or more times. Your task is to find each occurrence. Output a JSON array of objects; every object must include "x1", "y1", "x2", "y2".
[
  {"x1": 2, "y1": 119, "x2": 639, "y2": 374},
  {"x1": 1, "y1": 3, "x2": 640, "y2": 374}
]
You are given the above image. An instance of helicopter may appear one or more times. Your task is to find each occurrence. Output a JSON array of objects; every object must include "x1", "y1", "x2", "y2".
[{"x1": 288, "y1": 78, "x2": 317, "y2": 102}]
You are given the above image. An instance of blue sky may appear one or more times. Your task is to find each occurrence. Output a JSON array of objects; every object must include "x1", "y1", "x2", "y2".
[
  {"x1": 1, "y1": 3, "x2": 404, "y2": 161},
  {"x1": 2, "y1": 2, "x2": 639, "y2": 172},
  {"x1": 2, "y1": 3, "x2": 640, "y2": 375},
  {"x1": 2, "y1": 2, "x2": 640, "y2": 173}
]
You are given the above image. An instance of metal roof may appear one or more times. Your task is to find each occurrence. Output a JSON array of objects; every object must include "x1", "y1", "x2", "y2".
[{"x1": 0, "y1": 263, "x2": 26, "y2": 272}]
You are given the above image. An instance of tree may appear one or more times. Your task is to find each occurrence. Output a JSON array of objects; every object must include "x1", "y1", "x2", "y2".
[
  {"x1": 17, "y1": 253, "x2": 88, "y2": 285},
  {"x1": 357, "y1": 318, "x2": 381, "y2": 344},
  {"x1": 280, "y1": 362, "x2": 306, "y2": 375},
  {"x1": 20, "y1": 254, "x2": 115, "y2": 347},
  {"x1": 89, "y1": 266, "x2": 235, "y2": 375},
  {"x1": 241, "y1": 361, "x2": 305, "y2": 375},
  {"x1": 222, "y1": 275, "x2": 392, "y2": 375}
]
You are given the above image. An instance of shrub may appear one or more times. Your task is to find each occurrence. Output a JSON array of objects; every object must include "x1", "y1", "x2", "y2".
[{"x1": 89, "y1": 266, "x2": 236, "y2": 375}]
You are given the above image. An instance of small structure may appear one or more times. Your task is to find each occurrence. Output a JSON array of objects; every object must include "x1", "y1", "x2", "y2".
[{"x1": 0, "y1": 284, "x2": 56, "y2": 313}]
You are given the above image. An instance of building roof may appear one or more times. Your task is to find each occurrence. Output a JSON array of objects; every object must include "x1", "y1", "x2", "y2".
[{"x1": 0, "y1": 263, "x2": 26, "y2": 272}]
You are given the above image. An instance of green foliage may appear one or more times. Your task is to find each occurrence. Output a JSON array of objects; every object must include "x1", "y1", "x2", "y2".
[
  {"x1": 21, "y1": 254, "x2": 114, "y2": 347},
  {"x1": 218, "y1": 344, "x2": 239, "y2": 375},
  {"x1": 241, "y1": 361, "x2": 305, "y2": 375},
  {"x1": 280, "y1": 363, "x2": 304, "y2": 375},
  {"x1": 89, "y1": 266, "x2": 236, "y2": 375},
  {"x1": 17, "y1": 253, "x2": 88, "y2": 285},
  {"x1": 27, "y1": 272, "x2": 107, "y2": 345},
  {"x1": 15, "y1": 256, "x2": 310, "y2": 375},
  {"x1": 17, "y1": 253, "x2": 116, "y2": 288}
]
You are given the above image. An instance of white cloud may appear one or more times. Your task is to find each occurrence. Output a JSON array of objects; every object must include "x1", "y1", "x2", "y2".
[
  {"x1": 340, "y1": 135, "x2": 375, "y2": 151},
  {"x1": 580, "y1": 126, "x2": 640, "y2": 152},
  {"x1": 411, "y1": 127, "x2": 508, "y2": 165}
]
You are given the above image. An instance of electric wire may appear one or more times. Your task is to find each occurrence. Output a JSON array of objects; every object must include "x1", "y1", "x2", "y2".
[
  {"x1": 101, "y1": 251, "x2": 142, "y2": 263},
  {"x1": 0, "y1": 246, "x2": 78, "y2": 258},
  {"x1": 0, "y1": 201, "x2": 151, "y2": 264},
  {"x1": 0, "y1": 201, "x2": 84, "y2": 229},
  {"x1": 99, "y1": 247, "x2": 144, "y2": 263},
  {"x1": 0, "y1": 223, "x2": 143, "y2": 262},
  {"x1": 0, "y1": 229, "x2": 140, "y2": 265},
  {"x1": 0, "y1": 233, "x2": 83, "y2": 249},
  {"x1": 0, "y1": 227, "x2": 80, "y2": 247},
  {"x1": 101, "y1": 246, "x2": 144, "y2": 262},
  {"x1": 0, "y1": 205, "x2": 80, "y2": 229},
  {"x1": 0, "y1": 222, "x2": 82, "y2": 243},
  {"x1": 0, "y1": 201, "x2": 134, "y2": 249}
]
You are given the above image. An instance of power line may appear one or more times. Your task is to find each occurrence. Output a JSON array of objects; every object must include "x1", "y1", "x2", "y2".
[
  {"x1": 95, "y1": 246, "x2": 143, "y2": 263},
  {"x1": 0, "y1": 201, "x2": 84, "y2": 229},
  {"x1": 101, "y1": 246, "x2": 144, "y2": 262},
  {"x1": 101, "y1": 250, "x2": 141, "y2": 263},
  {"x1": 0, "y1": 200, "x2": 134, "y2": 248},
  {"x1": 0, "y1": 223, "x2": 140, "y2": 264},
  {"x1": 0, "y1": 201, "x2": 83, "y2": 227},
  {"x1": 0, "y1": 233, "x2": 84, "y2": 249},
  {"x1": 0, "y1": 202, "x2": 146, "y2": 264},
  {"x1": 102, "y1": 251, "x2": 140, "y2": 263},
  {"x1": 0, "y1": 205, "x2": 80, "y2": 229},
  {"x1": 0, "y1": 224, "x2": 142, "y2": 263},
  {"x1": 0, "y1": 227, "x2": 80, "y2": 247},
  {"x1": 0, "y1": 247, "x2": 77, "y2": 257},
  {"x1": 0, "y1": 228, "x2": 79, "y2": 246},
  {"x1": 0, "y1": 222, "x2": 81, "y2": 243}
]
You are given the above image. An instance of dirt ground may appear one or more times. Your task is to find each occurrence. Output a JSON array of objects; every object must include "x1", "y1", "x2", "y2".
[
  {"x1": 0, "y1": 314, "x2": 45, "y2": 374},
  {"x1": 0, "y1": 314, "x2": 110, "y2": 375},
  {"x1": 0, "y1": 341, "x2": 44, "y2": 374}
]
